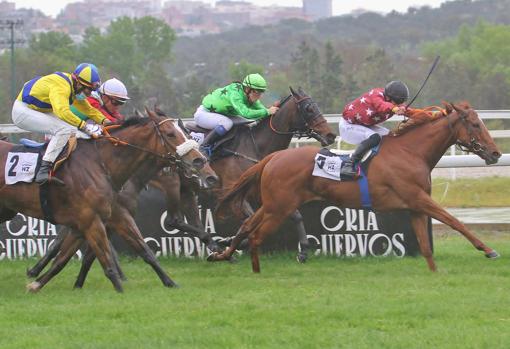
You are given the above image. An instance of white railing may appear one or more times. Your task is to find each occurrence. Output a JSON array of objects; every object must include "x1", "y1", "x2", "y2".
[{"x1": 1, "y1": 110, "x2": 509, "y2": 171}]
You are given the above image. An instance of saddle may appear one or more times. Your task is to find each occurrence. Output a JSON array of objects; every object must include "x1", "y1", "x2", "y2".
[
  {"x1": 6, "y1": 136, "x2": 78, "y2": 185},
  {"x1": 185, "y1": 116, "x2": 257, "y2": 160}
]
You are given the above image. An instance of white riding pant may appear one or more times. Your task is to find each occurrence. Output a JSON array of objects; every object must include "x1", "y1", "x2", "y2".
[
  {"x1": 12, "y1": 100, "x2": 90, "y2": 163},
  {"x1": 339, "y1": 118, "x2": 389, "y2": 145},
  {"x1": 193, "y1": 105, "x2": 233, "y2": 131}
]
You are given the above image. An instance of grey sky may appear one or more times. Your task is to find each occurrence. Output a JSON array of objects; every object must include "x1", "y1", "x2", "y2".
[{"x1": 12, "y1": 0, "x2": 452, "y2": 18}]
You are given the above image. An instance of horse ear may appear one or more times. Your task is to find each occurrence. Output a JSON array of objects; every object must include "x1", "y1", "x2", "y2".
[
  {"x1": 178, "y1": 118, "x2": 190, "y2": 136},
  {"x1": 133, "y1": 108, "x2": 144, "y2": 118},
  {"x1": 442, "y1": 101, "x2": 453, "y2": 114},
  {"x1": 145, "y1": 106, "x2": 157, "y2": 121},
  {"x1": 289, "y1": 86, "x2": 298, "y2": 97}
]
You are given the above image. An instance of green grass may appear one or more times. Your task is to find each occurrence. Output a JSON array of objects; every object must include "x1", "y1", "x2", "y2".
[
  {"x1": 432, "y1": 176, "x2": 510, "y2": 207},
  {"x1": 1, "y1": 234, "x2": 509, "y2": 349}
]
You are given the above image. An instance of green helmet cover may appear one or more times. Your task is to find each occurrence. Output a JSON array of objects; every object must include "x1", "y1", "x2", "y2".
[{"x1": 242, "y1": 73, "x2": 267, "y2": 91}]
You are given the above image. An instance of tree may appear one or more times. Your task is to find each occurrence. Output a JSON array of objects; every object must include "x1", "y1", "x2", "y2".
[{"x1": 228, "y1": 60, "x2": 264, "y2": 82}]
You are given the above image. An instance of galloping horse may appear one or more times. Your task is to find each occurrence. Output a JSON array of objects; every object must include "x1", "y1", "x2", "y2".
[
  {"x1": 26, "y1": 150, "x2": 220, "y2": 290},
  {"x1": 0, "y1": 110, "x2": 216, "y2": 291},
  {"x1": 166, "y1": 87, "x2": 337, "y2": 262},
  {"x1": 214, "y1": 102, "x2": 502, "y2": 272}
]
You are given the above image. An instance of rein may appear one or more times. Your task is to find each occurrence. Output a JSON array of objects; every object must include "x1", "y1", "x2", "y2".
[{"x1": 102, "y1": 119, "x2": 179, "y2": 164}]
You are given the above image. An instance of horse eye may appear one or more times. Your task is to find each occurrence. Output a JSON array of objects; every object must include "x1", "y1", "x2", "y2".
[
  {"x1": 166, "y1": 131, "x2": 176, "y2": 137},
  {"x1": 473, "y1": 123, "x2": 480, "y2": 129}
]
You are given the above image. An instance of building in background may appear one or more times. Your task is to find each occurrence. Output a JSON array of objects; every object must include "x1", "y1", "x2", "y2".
[{"x1": 302, "y1": 0, "x2": 332, "y2": 20}]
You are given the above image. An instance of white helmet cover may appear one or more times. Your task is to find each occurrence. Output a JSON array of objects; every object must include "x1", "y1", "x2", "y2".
[{"x1": 99, "y1": 78, "x2": 130, "y2": 100}]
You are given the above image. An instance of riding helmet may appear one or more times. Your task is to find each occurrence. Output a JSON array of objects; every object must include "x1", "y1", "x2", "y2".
[{"x1": 384, "y1": 80, "x2": 409, "y2": 105}]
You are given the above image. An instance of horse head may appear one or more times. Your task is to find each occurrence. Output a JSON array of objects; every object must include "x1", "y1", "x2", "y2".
[
  {"x1": 145, "y1": 109, "x2": 219, "y2": 187},
  {"x1": 272, "y1": 87, "x2": 336, "y2": 146},
  {"x1": 444, "y1": 102, "x2": 502, "y2": 165}
]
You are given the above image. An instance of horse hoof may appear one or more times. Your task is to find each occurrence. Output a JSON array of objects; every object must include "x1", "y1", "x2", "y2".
[
  {"x1": 206, "y1": 252, "x2": 218, "y2": 262},
  {"x1": 26, "y1": 268, "x2": 38, "y2": 278},
  {"x1": 26, "y1": 281, "x2": 41, "y2": 293},
  {"x1": 296, "y1": 252, "x2": 308, "y2": 264},
  {"x1": 485, "y1": 250, "x2": 500, "y2": 259}
]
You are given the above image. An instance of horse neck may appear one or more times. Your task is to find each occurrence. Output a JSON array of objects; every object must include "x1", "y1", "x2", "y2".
[
  {"x1": 253, "y1": 117, "x2": 294, "y2": 156},
  {"x1": 400, "y1": 114, "x2": 459, "y2": 169},
  {"x1": 99, "y1": 126, "x2": 162, "y2": 188}
]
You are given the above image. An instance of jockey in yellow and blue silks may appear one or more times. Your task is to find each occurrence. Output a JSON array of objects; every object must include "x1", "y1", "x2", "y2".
[
  {"x1": 193, "y1": 73, "x2": 279, "y2": 157},
  {"x1": 11, "y1": 63, "x2": 107, "y2": 185}
]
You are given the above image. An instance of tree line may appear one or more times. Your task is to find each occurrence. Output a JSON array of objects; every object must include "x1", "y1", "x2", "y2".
[{"x1": 1, "y1": 0, "x2": 510, "y2": 129}]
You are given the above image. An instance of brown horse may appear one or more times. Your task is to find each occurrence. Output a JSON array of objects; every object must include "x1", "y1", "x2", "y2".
[
  {"x1": 166, "y1": 87, "x2": 337, "y2": 262},
  {"x1": 214, "y1": 102, "x2": 502, "y2": 272},
  {"x1": 0, "y1": 110, "x2": 217, "y2": 292}
]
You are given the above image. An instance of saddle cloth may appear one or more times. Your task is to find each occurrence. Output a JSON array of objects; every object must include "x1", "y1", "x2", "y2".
[
  {"x1": 4, "y1": 136, "x2": 77, "y2": 185},
  {"x1": 312, "y1": 148, "x2": 358, "y2": 181}
]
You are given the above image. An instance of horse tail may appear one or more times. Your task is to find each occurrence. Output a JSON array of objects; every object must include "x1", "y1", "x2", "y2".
[{"x1": 216, "y1": 152, "x2": 277, "y2": 220}]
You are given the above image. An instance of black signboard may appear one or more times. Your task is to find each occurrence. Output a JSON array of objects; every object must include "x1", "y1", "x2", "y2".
[{"x1": 0, "y1": 187, "x2": 431, "y2": 260}]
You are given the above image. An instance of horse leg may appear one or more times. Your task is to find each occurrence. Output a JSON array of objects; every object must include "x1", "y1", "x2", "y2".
[
  {"x1": 288, "y1": 210, "x2": 310, "y2": 263},
  {"x1": 111, "y1": 213, "x2": 178, "y2": 288},
  {"x1": 410, "y1": 212, "x2": 436, "y2": 271},
  {"x1": 211, "y1": 207, "x2": 265, "y2": 262},
  {"x1": 73, "y1": 243, "x2": 96, "y2": 289},
  {"x1": 411, "y1": 192, "x2": 498, "y2": 258},
  {"x1": 26, "y1": 234, "x2": 83, "y2": 293},
  {"x1": 27, "y1": 226, "x2": 69, "y2": 278},
  {"x1": 110, "y1": 240, "x2": 127, "y2": 281},
  {"x1": 249, "y1": 211, "x2": 290, "y2": 273},
  {"x1": 180, "y1": 188, "x2": 222, "y2": 253},
  {"x1": 82, "y1": 217, "x2": 123, "y2": 292}
]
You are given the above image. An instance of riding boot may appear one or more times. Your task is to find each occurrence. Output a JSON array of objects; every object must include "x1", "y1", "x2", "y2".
[
  {"x1": 342, "y1": 134, "x2": 382, "y2": 178},
  {"x1": 199, "y1": 125, "x2": 227, "y2": 158},
  {"x1": 351, "y1": 134, "x2": 382, "y2": 164},
  {"x1": 35, "y1": 160, "x2": 65, "y2": 186}
]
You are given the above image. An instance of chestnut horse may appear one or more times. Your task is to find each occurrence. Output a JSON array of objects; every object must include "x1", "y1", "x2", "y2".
[
  {"x1": 0, "y1": 110, "x2": 216, "y2": 292},
  {"x1": 214, "y1": 102, "x2": 502, "y2": 272},
  {"x1": 166, "y1": 87, "x2": 337, "y2": 262}
]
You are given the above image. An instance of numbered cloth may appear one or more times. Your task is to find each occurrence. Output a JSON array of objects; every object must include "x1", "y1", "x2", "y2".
[
  {"x1": 312, "y1": 148, "x2": 356, "y2": 181},
  {"x1": 5, "y1": 144, "x2": 42, "y2": 185}
]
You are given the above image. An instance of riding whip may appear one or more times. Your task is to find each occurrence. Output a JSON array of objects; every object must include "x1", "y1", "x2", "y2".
[{"x1": 406, "y1": 55, "x2": 440, "y2": 108}]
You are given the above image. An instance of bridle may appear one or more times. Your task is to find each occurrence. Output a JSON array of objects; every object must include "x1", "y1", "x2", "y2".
[
  {"x1": 269, "y1": 94, "x2": 326, "y2": 140},
  {"x1": 446, "y1": 109, "x2": 485, "y2": 154}
]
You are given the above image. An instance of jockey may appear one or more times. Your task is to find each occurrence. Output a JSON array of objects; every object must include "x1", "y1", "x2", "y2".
[
  {"x1": 71, "y1": 78, "x2": 130, "y2": 125},
  {"x1": 339, "y1": 80, "x2": 409, "y2": 174},
  {"x1": 11, "y1": 63, "x2": 107, "y2": 185},
  {"x1": 193, "y1": 73, "x2": 279, "y2": 157}
]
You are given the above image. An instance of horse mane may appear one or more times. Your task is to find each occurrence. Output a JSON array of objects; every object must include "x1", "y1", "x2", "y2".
[{"x1": 392, "y1": 105, "x2": 447, "y2": 136}]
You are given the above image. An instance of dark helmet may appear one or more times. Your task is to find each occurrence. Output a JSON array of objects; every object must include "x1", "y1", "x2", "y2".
[{"x1": 384, "y1": 80, "x2": 409, "y2": 105}]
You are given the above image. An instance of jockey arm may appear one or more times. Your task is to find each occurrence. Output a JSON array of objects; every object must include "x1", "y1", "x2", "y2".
[
  {"x1": 230, "y1": 93, "x2": 269, "y2": 120},
  {"x1": 72, "y1": 99, "x2": 107, "y2": 125}
]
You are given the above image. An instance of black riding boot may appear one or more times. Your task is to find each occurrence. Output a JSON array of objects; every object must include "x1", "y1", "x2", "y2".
[
  {"x1": 200, "y1": 126, "x2": 227, "y2": 158},
  {"x1": 342, "y1": 134, "x2": 382, "y2": 177},
  {"x1": 351, "y1": 134, "x2": 382, "y2": 164},
  {"x1": 35, "y1": 160, "x2": 65, "y2": 186}
]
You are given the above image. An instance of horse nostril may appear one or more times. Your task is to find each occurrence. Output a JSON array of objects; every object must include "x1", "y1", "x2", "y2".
[
  {"x1": 493, "y1": 151, "x2": 502, "y2": 158},
  {"x1": 192, "y1": 157, "x2": 205, "y2": 170},
  {"x1": 206, "y1": 175, "x2": 219, "y2": 188}
]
